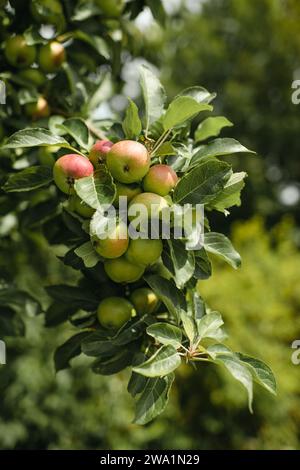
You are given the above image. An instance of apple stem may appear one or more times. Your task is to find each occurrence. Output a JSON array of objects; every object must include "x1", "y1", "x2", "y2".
[
  {"x1": 151, "y1": 129, "x2": 172, "y2": 156},
  {"x1": 86, "y1": 121, "x2": 107, "y2": 140}
]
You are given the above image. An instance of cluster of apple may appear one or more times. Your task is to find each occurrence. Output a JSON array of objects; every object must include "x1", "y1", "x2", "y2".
[
  {"x1": 2, "y1": 0, "x2": 67, "y2": 119},
  {"x1": 53, "y1": 139, "x2": 179, "y2": 330}
]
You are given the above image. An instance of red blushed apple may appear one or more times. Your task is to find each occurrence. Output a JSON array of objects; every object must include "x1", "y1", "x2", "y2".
[
  {"x1": 143, "y1": 164, "x2": 178, "y2": 196},
  {"x1": 89, "y1": 139, "x2": 113, "y2": 166},
  {"x1": 53, "y1": 154, "x2": 94, "y2": 194},
  {"x1": 106, "y1": 140, "x2": 150, "y2": 184}
]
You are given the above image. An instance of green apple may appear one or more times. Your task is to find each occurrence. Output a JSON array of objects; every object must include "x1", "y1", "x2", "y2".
[
  {"x1": 113, "y1": 182, "x2": 142, "y2": 207},
  {"x1": 143, "y1": 164, "x2": 178, "y2": 196},
  {"x1": 4, "y1": 35, "x2": 36, "y2": 68},
  {"x1": 97, "y1": 296, "x2": 135, "y2": 330},
  {"x1": 104, "y1": 256, "x2": 144, "y2": 283},
  {"x1": 128, "y1": 192, "x2": 169, "y2": 221},
  {"x1": 25, "y1": 96, "x2": 50, "y2": 119},
  {"x1": 130, "y1": 288, "x2": 160, "y2": 315},
  {"x1": 106, "y1": 140, "x2": 150, "y2": 184},
  {"x1": 89, "y1": 139, "x2": 113, "y2": 166},
  {"x1": 38, "y1": 41, "x2": 66, "y2": 73},
  {"x1": 19, "y1": 68, "x2": 46, "y2": 87},
  {"x1": 96, "y1": 0, "x2": 125, "y2": 17},
  {"x1": 126, "y1": 238, "x2": 163, "y2": 266},
  {"x1": 68, "y1": 195, "x2": 95, "y2": 218},
  {"x1": 92, "y1": 221, "x2": 129, "y2": 259},
  {"x1": 53, "y1": 154, "x2": 94, "y2": 194},
  {"x1": 38, "y1": 145, "x2": 60, "y2": 167}
]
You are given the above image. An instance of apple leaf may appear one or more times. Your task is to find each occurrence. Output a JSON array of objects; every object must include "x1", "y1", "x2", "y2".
[
  {"x1": 173, "y1": 158, "x2": 231, "y2": 205},
  {"x1": 147, "y1": 323, "x2": 182, "y2": 348},
  {"x1": 140, "y1": 65, "x2": 166, "y2": 132},
  {"x1": 74, "y1": 166, "x2": 116, "y2": 209},
  {"x1": 133, "y1": 373, "x2": 174, "y2": 425},
  {"x1": 58, "y1": 118, "x2": 90, "y2": 150},
  {"x1": 3, "y1": 166, "x2": 53, "y2": 192},
  {"x1": 190, "y1": 138, "x2": 256, "y2": 168},
  {"x1": 195, "y1": 116, "x2": 233, "y2": 142},
  {"x1": 162, "y1": 96, "x2": 212, "y2": 131},
  {"x1": 2, "y1": 128, "x2": 69, "y2": 149},
  {"x1": 204, "y1": 232, "x2": 241, "y2": 269},
  {"x1": 122, "y1": 98, "x2": 142, "y2": 139},
  {"x1": 132, "y1": 345, "x2": 181, "y2": 377}
]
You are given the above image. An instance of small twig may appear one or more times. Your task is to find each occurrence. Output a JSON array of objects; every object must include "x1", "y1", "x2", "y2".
[{"x1": 86, "y1": 121, "x2": 106, "y2": 140}]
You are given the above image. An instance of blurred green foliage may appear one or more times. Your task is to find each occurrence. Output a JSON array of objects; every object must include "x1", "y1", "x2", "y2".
[
  {"x1": 160, "y1": 0, "x2": 300, "y2": 222},
  {"x1": 1, "y1": 217, "x2": 300, "y2": 449}
]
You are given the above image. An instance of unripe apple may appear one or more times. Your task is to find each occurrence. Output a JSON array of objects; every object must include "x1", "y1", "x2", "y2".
[
  {"x1": 92, "y1": 220, "x2": 129, "y2": 259},
  {"x1": 104, "y1": 256, "x2": 144, "y2": 283},
  {"x1": 126, "y1": 238, "x2": 163, "y2": 266},
  {"x1": 38, "y1": 41, "x2": 66, "y2": 73},
  {"x1": 97, "y1": 296, "x2": 135, "y2": 330},
  {"x1": 89, "y1": 139, "x2": 113, "y2": 166},
  {"x1": 130, "y1": 288, "x2": 160, "y2": 315},
  {"x1": 68, "y1": 195, "x2": 95, "y2": 218},
  {"x1": 31, "y1": 0, "x2": 66, "y2": 30},
  {"x1": 24, "y1": 96, "x2": 50, "y2": 119},
  {"x1": 53, "y1": 154, "x2": 94, "y2": 194},
  {"x1": 143, "y1": 164, "x2": 178, "y2": 196},
  {"x1": 128, "y1": 192, "x2": 169, "y2": 221},
  {"x1": 38, "y1": 145, "x2": 60, "y2": 167},
  {"x1": 106, "y1": 140, "x2": 150, "y2": 184},
  {"x1": 113, "y1": 182, "x2": 142, "y2": 207},
  {"x1": 4, "y1": 35, "x2": 36, "y2": 68},
  {"x1": 96, "y1": 0, "x2": 125, "y2": 17},
  {"x1": 19, "y1": 68, "x2": 46, "y2": 87}
]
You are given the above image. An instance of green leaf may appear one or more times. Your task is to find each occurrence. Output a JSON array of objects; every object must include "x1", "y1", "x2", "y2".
[
  {"x1": 147, "y1": 323, "x2": 182, "y2": 348},
  {"x1": 45, "y1": 302, "x2": 77, "y2": 327},
  {"x1": 196, "y1": 312, "x2": 225, "y2": 342},
  {"x1": 74, "y1": 166, "x2": 116, "y2": 210},
  {"x1": 204, "y1": 232, "x2": 241, "y2": 269},
  {"x1": 140, "y1": 65, "x2": 166, "y2": 132},
  {"x1": 46, "y1": 285, "x2": 99, "y2": 311},
  {"x1": 128, "y1": 353, "x2": 148, "y2": 397},
  {"x1": 208, "y1": 171, "x2": 247, "y2": 213},
  {"x1": 74, "y1": 241, "x2": 101, "y2": 268},
  {"x1": 194, "y1": 249, "x2": 212, "y2": 280},
  {"x1": 179, "y1": 309, "x2": 197, "y2": 344},
  {"x1": 54, "y1": 332, "x2": 90, "y2": 372},
  {"x1": 162, "y1": 96, "x2": 212, "y2": 131},
  {"x1": 166, "y1": 240, "x2": 195, "y2": 288},
  {"x1": 3, "y1": 166, "x2": 53, "y2": 192},
  {"x1": 214, "y1": 352, "x2": 254, "y2": 413},
  {"x1": 190, "y1": 138, "x2": 256, "y2": 168},
  {"x1": 176, "y1": 86, "x2": 216, "y2": 104},
  {"x1": 58, "y1": 118, "x2": 89, "y2": 150},
  {"x1": 122, "y1": 98, "x2": 142, "y2": 139},
  {"x1": 133, "y1": 373, "x2": 174, "y2": 425},
  {"x1": 71, "y1": 31, "x2": 110, "y2": 59},
  {"x1": 153, "y1": 141, "x2": 175, "y2": 157},
  {"x1": 2, "y1": 128, "x2": 69, "y2": 149},
  {"x1": 237, "y1": 353, "x2": 277, "y2": 396},
  {"x1": 0, "y1": 307, "x2": 25, "y2": 337},
  {"x1": 173, "y1": 159, "x2": 231, "y2": 205},
  {"x1": 145, "y1": 275, "x2": 185, "y2": 323},
  {"x1": 92, "y1": 348, "x2": 134, "y2": 375},
  {"x1": 195, "y1": 116, "x2": 233, "y2": 142},
  {"x1": 133, "y1": 345, "x2": 181, "y2": 377}
]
